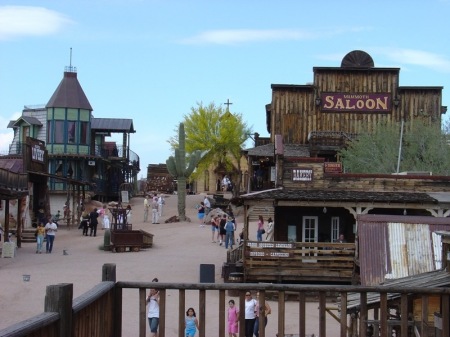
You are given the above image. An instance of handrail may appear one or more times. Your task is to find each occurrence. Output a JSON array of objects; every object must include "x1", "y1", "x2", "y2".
[{"x1": 1, "y1": 264, "x2": 448, "y2": 337}]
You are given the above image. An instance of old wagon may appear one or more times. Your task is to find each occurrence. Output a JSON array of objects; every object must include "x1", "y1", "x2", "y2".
[{"x1": 110, "y1": 229, "x2": 154, "y2": 253}]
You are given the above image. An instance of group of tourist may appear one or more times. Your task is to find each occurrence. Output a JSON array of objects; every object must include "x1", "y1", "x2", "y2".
[
  {"x1": 256, "y1": 215, "x2": 274, "y2": 242},
  {"x1": 147, "y1": 277, "x2": 269, "y2": 337},
  {"x1": 144, "y1": 193, "x2": 165, "y2": 224}
]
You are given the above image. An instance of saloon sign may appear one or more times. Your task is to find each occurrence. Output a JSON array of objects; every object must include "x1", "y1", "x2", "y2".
[
  {"x1": 320, "y1": 93, "x2": 391, "y2": 112},
  {"x1": 31, "y1": 143, "x2": 45, "y2": 163}
]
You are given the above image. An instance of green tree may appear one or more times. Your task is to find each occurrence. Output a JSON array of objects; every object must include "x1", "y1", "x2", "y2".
[
  {"x1": 170, "y1": 102, "x2": 252, "y2": 197},
  {"x1": 339, "y1": 121, "x2": 450, "y2": 175}
]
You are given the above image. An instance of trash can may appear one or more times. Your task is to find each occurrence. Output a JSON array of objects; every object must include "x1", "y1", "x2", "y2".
[
  {"x1": 199, "y1": 264, "x2": 215, "y2": 283},
  {"x1": 228, "y1": 272, "x2": 244, "y2": 296}
]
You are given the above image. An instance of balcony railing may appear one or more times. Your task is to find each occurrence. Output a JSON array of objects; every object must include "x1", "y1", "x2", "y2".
[{"x1": 0, "y1": 264, "x2": 448, "y2": 337}]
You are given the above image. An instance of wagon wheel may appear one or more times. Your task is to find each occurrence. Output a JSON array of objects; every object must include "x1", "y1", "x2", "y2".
[
  {"x1": 117, "y1": 246, "x2": 125, "y2": 253},
  {"x1": 132, "y1": 246, "x2": 140, "y2": 252}
]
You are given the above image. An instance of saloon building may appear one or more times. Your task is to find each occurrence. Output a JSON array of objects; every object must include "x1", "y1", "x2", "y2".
[{"x1": 233, "y1": 50, "x2": 450, "y2": 285}]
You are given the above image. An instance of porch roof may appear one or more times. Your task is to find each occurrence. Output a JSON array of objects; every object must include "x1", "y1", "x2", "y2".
[
  {"x1": 244, "y1": 143, "x2": 310, "y2": 157},
  {"x1": 240, "y1": 188, "x2": 438, "y2": 204},
  {"x1": 346, "y1": 269, "x2": 450, "y2": 310}
]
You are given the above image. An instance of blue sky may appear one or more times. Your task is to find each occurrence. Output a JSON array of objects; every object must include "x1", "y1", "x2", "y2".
[{"x1": 1, "y1": 0, "x2": 450, "y2": 178}]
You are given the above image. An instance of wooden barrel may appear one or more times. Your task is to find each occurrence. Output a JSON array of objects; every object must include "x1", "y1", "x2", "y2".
[{"x1": 227, "y1": 272, "x2": 244, "y2": 297}]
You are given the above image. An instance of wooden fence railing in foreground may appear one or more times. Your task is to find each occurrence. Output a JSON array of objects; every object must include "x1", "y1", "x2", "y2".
[{"x1": 0, "y1": 263, "x2": 449, "y2": 337}]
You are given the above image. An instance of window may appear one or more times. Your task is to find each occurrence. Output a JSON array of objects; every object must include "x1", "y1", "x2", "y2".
[
  {"x1": 331, "y1": 217, "x2": 340, "y2": 243},
  {"x1": 54, "y1": 121, "x2": 64, "y2": 143},
  {"x1": 68, "y1": 121, "x2": 76, "y2": 143},
  {"x1": 47, "y1": 121, "x2": 52, "y2": 143},
  {"x1": 80, "y1": 122, "x2": 88, "y2": 145}
]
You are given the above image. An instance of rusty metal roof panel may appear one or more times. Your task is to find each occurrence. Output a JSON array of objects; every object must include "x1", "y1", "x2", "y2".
[{"x1": 358, "y1": 216, "x2": 450, "y2": 286}]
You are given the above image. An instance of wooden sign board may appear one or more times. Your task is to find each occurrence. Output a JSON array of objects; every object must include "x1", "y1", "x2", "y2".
[
  {"x1": 324, "y1": 162, "x2": 342, "y2": 173},
  {"x1": 1, "y1": 242, "x2": 16, "y2": 258}
]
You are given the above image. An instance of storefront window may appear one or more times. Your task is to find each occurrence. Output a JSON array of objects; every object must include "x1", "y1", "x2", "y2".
[
  {"x1": 68, "y1": 121, "x2": 76, "y2": 143},
  {"x1": 80, "y1": 122, "x2": 88, "y2": 145},
  {"x1": 54, "y1": 121, "x2": 64, "y2": 143}
]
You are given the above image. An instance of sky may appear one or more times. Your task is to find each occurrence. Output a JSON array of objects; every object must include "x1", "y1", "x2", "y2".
[{"x1": 1, "y1": 0, "x2": 450, "y2": 179}]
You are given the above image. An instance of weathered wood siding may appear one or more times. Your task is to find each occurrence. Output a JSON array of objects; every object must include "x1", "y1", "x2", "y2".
[
  {"x1": 282, "y1": 159, "x2": 450, "y2": 193},
  {"x1": 270, "y1": 68, "x2": 443, "y2": 145}
]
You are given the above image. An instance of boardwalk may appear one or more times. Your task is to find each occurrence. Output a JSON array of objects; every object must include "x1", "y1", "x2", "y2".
[{"x1": 0, "y1": 193, "x2": 340, "y2": 336}]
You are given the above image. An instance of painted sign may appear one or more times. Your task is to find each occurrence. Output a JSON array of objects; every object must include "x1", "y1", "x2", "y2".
[
  {"x1": 324, "y1": 162, "x2": 342, "y2": 173},
  {"x1": 320, "y1": 93, "x2": 391, "y2": 112},
  {"x1": 292, "y1": 168, "x2": 313, "y2": 182},
  {"x1": 247, "y1": 251, "x2": 292, "y2": 258},
  {"x1": 31, "y1": 143, "x2": 45, "y2": 163},
  {"x1": 247, "y1": 242, "x2": 295, "y2": 249}
]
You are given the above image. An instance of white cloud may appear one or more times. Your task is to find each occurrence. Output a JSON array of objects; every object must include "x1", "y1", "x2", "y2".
[
  {"x1": 0, "y1": 6, "x2": 72, "y2": 40},
  {"x1": 180, "y1": 29, "x2": 320, "y2": 45},
  {"x1": 377, "y1": 47, "x2": 450, "y2": 73}
]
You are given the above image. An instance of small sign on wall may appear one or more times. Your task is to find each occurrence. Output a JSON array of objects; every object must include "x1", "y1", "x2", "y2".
[
  {"x1": 292, "y1": 168, "x2": 313, "y2": 182},
  {"x1": 324, "y1": 162, "x2": 342, "y2": 173}
]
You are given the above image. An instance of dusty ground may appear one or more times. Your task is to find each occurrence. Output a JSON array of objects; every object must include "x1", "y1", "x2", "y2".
[{"x1": 0, "y1": 193, "x2": 340, "y2": 336}]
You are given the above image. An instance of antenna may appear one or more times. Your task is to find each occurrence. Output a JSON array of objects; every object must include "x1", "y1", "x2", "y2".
[{"x1": 69, "y1": 47, "x2": 72, "y2": 68}]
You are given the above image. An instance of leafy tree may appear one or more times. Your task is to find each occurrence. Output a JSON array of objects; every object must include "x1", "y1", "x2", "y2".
[
  {"x1": 170, "y1": 102, "x2": 252, "y2": 197},
  {"x1": 339, "y1": 121, "x2": 450, "y2": 175}
]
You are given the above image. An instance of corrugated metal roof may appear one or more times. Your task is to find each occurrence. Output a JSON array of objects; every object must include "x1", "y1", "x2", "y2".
[
  {"x1": 358, "y1": 215, "x2": 450, "y2": 286},
  {"x1": 91, "y1": 118, "x2": 135, "y2": 133},
  {"x1": 46, "y1": 71, "x2": 93, "y2": 110},
  {"x1": 346, "y1": 270, "x2": 450, "y2": 310}
]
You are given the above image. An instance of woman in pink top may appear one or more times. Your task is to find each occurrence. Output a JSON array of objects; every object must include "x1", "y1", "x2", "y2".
[
  {"x1": 227, "y1": 299, "x2": 239, "y2": 337},
  {"x1": 256, "y1": 215, "x2": 264, "y2": 241}
]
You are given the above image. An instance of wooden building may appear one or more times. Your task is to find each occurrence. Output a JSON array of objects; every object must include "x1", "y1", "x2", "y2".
[
  {"x1": 234, "y1": 50, "x2": 450, "y2": 284},
  {"x1": 7, "y1": 65, "x2": 140, "y2": 218}
]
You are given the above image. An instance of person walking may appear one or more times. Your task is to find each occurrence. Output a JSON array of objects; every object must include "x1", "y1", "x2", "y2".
[
  {"x1": 211, "y1": 216, "x2": 219, "y2": 243},
  {"x1": 147, "y1": 288, "x2": 160, "y2": 337},
  {"x1": 89, "y1": 208, "x2": 99, "y2": 236},
  {"x1": 244, "y1": 291, "x2": 257, "y2": 337},
  {"x1": 197, "y1": 202, "x2": 205, "y2": 227},
  {"x1": 253, "y1": 291, "x2": 271, "y2": 337},
  {"x1": 44, "y1": 216, "x2": 57, "y2": 253},
  {"x1": 256, "y1": 216, "x2": 264, "y2": 241},
  {"x1": 80, "y1": 211, "x2": 90, "y2": 236},
  {"x1": 265, "y1": 217, "x2": 274, "y2": 241},
  {"x1": 35, "y1": 223, "x2": 46, "y2": 253},
  {"x1": 225, "y1": 216, "x2": 235, "y2": 249},
  {"x1": 203, "y1": 196, "x2": 211, "y2": 222},
  {"x1": 219, "y1": 214, "x2": 226, "y2": 245},
  {"x1": 227, "y1": 299, "x2": 239, "y2": 337},
  {"x1": 158, "y1": 194, "x2": 165, "y2": 217},
  {"x1": 185, "y1": 307, "x2": 199, "y2": 337},
  {"x1": 151, "y1": 198, "x2": 159, "y2": 224},
  {"x1": 102, "y1": 205, "x2": 110, "y2": 230},
  {"x1": 144, "y1": 196, "x2": 149, "y2": 222}
]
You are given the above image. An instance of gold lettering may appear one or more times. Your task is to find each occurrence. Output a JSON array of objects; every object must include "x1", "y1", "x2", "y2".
[
  {"x1": 334, "y1": 98, "x2": 345, "y2": 109},
  {"x1": 376, "y1": 97, "x2": 388, "y2": 110},
  {"x1": 366, "y1": 99, "x2": 375, "y2": 109},
  {"x1": 356, "y1": 100, "x2": 365, "y2": 109},
  {"x1": 345, "y1": 99, "x2": 355, "y2": 109},
  {"x1": 324, "y1": 95, "x2": 334, "y2": 108}
]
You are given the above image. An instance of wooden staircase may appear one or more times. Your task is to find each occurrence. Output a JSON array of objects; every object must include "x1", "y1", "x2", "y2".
[{"x1": 21, "y1": 229, "x2": 36, "y2": 243}]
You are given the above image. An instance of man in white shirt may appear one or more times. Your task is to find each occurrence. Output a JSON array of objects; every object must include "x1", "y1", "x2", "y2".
[
  {"x1": 45, "y1": 216, "x2": 58, "y2": 253},
  {"x1": 143, "y1": 196, "x2": 149, "y2": 222}
]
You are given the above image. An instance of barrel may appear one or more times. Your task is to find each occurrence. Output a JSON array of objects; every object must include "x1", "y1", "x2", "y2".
[{"x1": 227, "y1": 272, "x2": 244, "y2": 296}]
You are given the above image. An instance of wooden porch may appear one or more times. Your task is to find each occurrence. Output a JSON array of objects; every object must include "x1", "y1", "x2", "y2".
[{"x1": 227, "y1": 241, "x2": 356, "y2": 284}]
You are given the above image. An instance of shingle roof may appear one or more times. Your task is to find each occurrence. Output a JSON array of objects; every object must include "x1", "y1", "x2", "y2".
[
  {"x1": 9, "y1": 116, "x2": 42, "y2": 128},
  {"x1": 240, "y1": 188, "x2": 438, "y2": 204},
  {"x1": 244, "y1": 143, "x2": 310, "y2": 157},
  {"x1": 46, "y1": 71, "x2": 93, "y2": 110},
  {"x1": 91, "y1": 118, "x2": 135, "y2": 133}
]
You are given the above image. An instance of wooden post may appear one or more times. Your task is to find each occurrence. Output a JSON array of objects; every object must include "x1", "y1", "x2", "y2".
[
  {"x1": 359, "y1": 292, "x2": 367, "y2": 337},
  {"x1": 16, "y1": 197, "x2": 22, "y2": 248},
  {"x1": 219, "y1": 290, "x2": 225, "y2": 337},
  {"x1": 299, "y1": 292, "x2": 305, "y2": 337},
  {"x1": 178, "y1": 289, "x2": 185, "y2": 337},
  {"x1": 114, "y1": 286, "x2": 122, "y2": 337},
  {"x1": 139, "y1": 288, "x2": 146, "y2": 337},
  {"x1": 278, "y1": 291, "x2": 285, "y2": 337},
  {"x1": 340, "y1": 292, "x2": 347, "y2": 337},
  {"x1": 102, "y1": 263, "x2": 116, "y2": 282},
  {"x1": 319, "y1": 291, "x2": 326, "y2": 337},
  {"x1": 44, "y1": 283, "x2": 73, "y2": 337}
]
